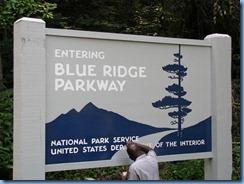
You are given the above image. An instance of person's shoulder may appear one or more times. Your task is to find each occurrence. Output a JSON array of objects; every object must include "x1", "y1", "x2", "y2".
[
  {"x1": 129, "y1": 161, "x2": 138, "y2": 171},
  {"x1": 147, "y1": 150, "x2": 157, "y2": 157}
]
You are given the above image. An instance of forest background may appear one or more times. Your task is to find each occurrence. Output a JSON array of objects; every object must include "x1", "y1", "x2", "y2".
[{"x1": 0, "y1": 0, "x2": 240, "y2": 180}]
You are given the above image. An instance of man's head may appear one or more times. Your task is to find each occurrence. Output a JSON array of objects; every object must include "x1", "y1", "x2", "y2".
[{"x1": 126, "y1": 141, "x2": 143, "y2": 161}]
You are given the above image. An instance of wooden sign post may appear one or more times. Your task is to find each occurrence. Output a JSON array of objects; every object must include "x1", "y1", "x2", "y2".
[
  {"x1": 13, "y1": 18, "x2": 46, "y2": 179},
  {"x1": 204, "y1": 34, "x2": 232, "y2": 180}
]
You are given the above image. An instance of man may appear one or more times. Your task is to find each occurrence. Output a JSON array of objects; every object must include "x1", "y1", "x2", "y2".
[{"x1": 120, "y1": 141, "x2": 160, "y2": 180}]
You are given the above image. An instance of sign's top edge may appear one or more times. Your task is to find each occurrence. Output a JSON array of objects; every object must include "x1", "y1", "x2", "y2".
[
  {"x1": 15, "y1": 17, "x2": 45, "y2": 24},
  {"x1": 46, "y1": 28, "x2": 211, "y2": 47},
  {"x1": 205, "y1": 33, "x2": 231, "y2": 39}
]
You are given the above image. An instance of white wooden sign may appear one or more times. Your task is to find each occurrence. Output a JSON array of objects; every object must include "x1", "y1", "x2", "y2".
[{"x1": 13, "y1": 18, "x2": 232, "y2": 180}]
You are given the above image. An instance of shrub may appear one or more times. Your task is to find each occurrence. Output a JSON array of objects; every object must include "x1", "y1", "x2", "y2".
[
  {"x1": 160, "y1": 160, "x2": 204, "y2": 180},
  {"x1": 232, "y1": 144, "x2": 240, "y2": 180},
  {"x1": 0, "y1": 88, "x2": 13, "y2": 180}
]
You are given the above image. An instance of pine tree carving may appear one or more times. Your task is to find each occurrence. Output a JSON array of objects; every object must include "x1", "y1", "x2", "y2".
[{"x1": 152, "y1": 45, "x2": 192, "y2": 137}]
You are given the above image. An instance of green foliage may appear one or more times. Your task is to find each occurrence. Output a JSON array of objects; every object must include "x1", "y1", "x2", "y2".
[
  {"x1": 46, "y1": 170, "x2": 83, "y2": 180},
  {"x1": 0, "y1": 0, "x2": 57, "y2": 89},
  {"x1": 232, "y1": 78, "x2": 240, "y2": 142},
  {"x1": 232, "y1": 145, "x2": 240, "y2": 180},
  {"x1": 160, "y1": 160, "x2": 204, "y2": 180},
  {"x1": 0, "y1": 0, "x2": 57, "y2": 29},
  {"x1": 0, "y1": 88, "x2": 13, "y2": 180},
  {"x1": 46, "y1": 166, "x2": 125, "y2": 180},
  {"x1": 1, "y1": 39, "x2": 13, "y2": 89}
]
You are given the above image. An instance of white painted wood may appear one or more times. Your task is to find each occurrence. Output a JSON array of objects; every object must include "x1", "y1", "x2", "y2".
[
  {"x1": 46, "y1": 28, "x2": 211, "y2": 46},
  {"x1": 46, "y1": 152, "x2": 212, "y2": 172},
  {"x1": 13, "y1": 18, "x2": 46, "y2": 180},
  {"x1": 204, "y1": 34, "x2": 232, "y2": 180}
]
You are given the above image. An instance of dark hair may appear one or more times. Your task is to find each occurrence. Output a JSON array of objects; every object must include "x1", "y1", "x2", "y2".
[{"x1": 127, "y1": 143, "x2": 143, "y2": 161}]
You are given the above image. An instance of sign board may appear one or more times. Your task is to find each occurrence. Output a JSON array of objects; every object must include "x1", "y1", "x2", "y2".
[
  {"x1": 13, "y1": 18, "x2": 232, "y2": 180},
  {"x1": 45, "y1": 30, "x2": 212, "y2": 171}
]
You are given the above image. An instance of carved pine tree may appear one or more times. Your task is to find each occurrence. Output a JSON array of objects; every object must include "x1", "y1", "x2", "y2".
[{"x1": 152, "y1": 45, "x2": 191, "y2": 137}]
